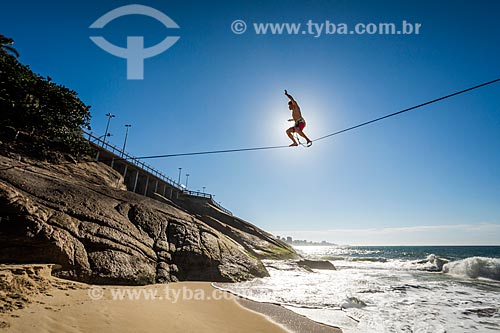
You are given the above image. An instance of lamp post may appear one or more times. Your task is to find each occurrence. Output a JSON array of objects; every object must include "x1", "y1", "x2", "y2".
[
  {"x1": 121, "y1": 124, "x2": 132, "y2": 156},
  {"x1": 103, "y1": 113, "x2": 115, "y2": 145},
  {"x1": 185, "y1": 174, "x2": 190, "y2": 189},
  {"x1": 202, "y1": 186, "x2": 206, "y2": 193},
  {"x1": 178, "y1": 168, "x2": 182, "y2": 185},
  {"x1": 97, "y1": 133, "x2": 112, "y2": 140}
]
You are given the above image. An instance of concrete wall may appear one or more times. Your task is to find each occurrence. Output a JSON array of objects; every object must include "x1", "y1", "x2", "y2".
[
  {"x1": 93, "y1": 145, "x2": 182, "y2": 200},
  {"x1": 89, "y1": 141, "x2": 232, "y2": 215}
]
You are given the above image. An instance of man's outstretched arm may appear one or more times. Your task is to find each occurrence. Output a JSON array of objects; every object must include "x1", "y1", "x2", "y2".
[{"x1": 284, "y1": 89, "x2": 296, "y2": 102}]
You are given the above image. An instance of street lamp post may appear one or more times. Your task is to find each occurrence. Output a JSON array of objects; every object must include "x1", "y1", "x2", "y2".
[
  {"x1": 178, "y1": 168, "x2": 182, "y2": 185},
  {"x1": 121, "y1": 124, "x2": 132, "y2": 156},
  {"x1": 97, "y1": 133, "x2": 111, "y2": 140},
  {"x1": 103, "y1": 113, "x2": 115, "y2": 145},
  {"x1": 185, "y1": 174, "x2": 190, "y2": 189},
  {"x1": 202, "y1": 186, "x2": 206, "y2": 193}
]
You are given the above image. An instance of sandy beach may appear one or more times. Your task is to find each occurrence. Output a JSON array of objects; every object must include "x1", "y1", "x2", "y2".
[{"x1": 0, "y1": 264, "x2": 340, "y2": 333}]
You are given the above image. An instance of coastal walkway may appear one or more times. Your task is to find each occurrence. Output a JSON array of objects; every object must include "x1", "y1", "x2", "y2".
[{"x1": 84, "y1": 131, "x2": 232, "y2": 216}]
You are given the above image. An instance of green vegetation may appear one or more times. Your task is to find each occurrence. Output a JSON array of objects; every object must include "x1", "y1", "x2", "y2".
[
  {"x1": 259, "y1": 244, "x2": 298, "y2": 260},
  {"x1": 0, "y1": 35, "x2": 92, "y2": 160}
]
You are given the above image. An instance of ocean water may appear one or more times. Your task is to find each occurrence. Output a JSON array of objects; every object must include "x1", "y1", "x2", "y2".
[{"x1": 216, "y1": 246, "x2": 500, "y2": 332}]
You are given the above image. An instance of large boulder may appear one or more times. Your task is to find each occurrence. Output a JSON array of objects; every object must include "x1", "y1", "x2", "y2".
[
  {"x1": 175, "y1": 196, "x2": 298, "y2": 260},
  {"x1": 297, "y1": 259, "x2": 336, "y2": 270},
  {"x1": 0, "y1": 154, "x2": 281, "y2": 285}
]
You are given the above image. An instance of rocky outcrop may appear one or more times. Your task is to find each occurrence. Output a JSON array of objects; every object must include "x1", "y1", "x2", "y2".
[
  {"x1": 297, "y1": 259, "x2": 336, "y2": 270},
  {"x1": 0, "y1": 154, "x2": 296, "y2": 285},
  {"x1": 175, "y1": 196, "x2": 298, "y2": 260}
]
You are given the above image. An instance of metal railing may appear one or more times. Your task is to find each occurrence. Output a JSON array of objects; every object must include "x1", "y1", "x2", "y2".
[
  {"x1": 210, "y1": 200, "x2": 233, "y2": 216},
  {"x1": 86, "y1": 130, "x2": 183, "y2": 190},
  {"x1": 182, "y1": 190, "x2": 212, "y2": 199},
  {"x1": 84, "y1": 130, "x2": 232, "y2": 216},
  {"x1": 181, "y1": 190, "x2": 233, "y2": 216}
]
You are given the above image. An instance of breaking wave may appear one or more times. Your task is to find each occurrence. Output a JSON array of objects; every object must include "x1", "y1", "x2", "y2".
[
  {"x1": 442, "y1": 257, "x2": 500, "y2": 281},
  {"x1": 413, "y1": 254, "x2": 449, "y2": 271}
]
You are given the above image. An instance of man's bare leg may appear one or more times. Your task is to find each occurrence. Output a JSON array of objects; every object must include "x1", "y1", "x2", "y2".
[
  {"x1": 295, "y1": 128, "x2": 312, "y2": 145},
  {"x1": 286, "y1": 128, "x2": 298, "y2": 146}
]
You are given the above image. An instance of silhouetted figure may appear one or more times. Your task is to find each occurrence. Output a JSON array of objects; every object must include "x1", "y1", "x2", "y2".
[{"x1": 285, "y1": 90, "x2": 312, "y2": 147}]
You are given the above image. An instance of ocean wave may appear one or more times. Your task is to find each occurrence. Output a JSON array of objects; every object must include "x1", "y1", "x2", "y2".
[
  {"x1": 349, "y1": 257, "x2": 388, "y2": 263},
  {"x1": 321, "y1": 256, "x2": 388, "y2": 263},
  {"x1": 340, "y1": 296, "x2": 367, "y2": 309},
  {"x1": 442, "y1": 257, "x2": 500, "y2": 281},
  {"x1": 267, "y1": 254, "x2": 500, "y2": 281},
  {"x1": 332, "y1": 254, "x2": 448, "y2": 271},
  {"x1": 331, "y1": 254, "x2": 452, "y2": 267},
  {"x1": 413, "y1": 254, "x2": 449, "y2": 271},
  {"x1": 319, "y1": 256, "x2": 346, "y2": 261}
]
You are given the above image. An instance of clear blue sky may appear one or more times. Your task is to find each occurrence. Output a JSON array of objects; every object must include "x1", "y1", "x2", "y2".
[{"x1": 3, "y1": 0, "x2": 500, "y2": 245}]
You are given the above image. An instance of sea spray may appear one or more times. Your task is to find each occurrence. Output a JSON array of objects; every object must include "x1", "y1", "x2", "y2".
[
  {"x1": 219, "y1": 246, "x2": 500, "y2": 333},
  {"x1": 340, "y1": 296, "x2": 367, "y2": 309},
  {"x1": 442, "y1": 257, "x2": 500, "y2": 281},
  {"x1": 413, "y1": 254, "x2": 449, "y2": 271}
]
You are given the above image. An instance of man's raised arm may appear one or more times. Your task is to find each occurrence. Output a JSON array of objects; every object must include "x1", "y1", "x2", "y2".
[{"x1": 284, "y1": 89, "x2": 296, "y2": 103}]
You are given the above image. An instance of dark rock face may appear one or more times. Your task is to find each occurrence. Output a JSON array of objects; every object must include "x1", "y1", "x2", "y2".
[
  {"x1": 175, "y1": 196, "x2": 298, "y2": 261},
  {"x1": 0, "y1": 155, "x2": 295, "y2": 285},
  {"x1": 297, "y1": 259, "x2": 336, "y2": 270}
]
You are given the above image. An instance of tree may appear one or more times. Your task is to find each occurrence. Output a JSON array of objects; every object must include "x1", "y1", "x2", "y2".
[
  {"x1": 0, "y1": 34, "x2": 19, "y2": 58},
  {"x1": 0, "y1": 35, "x2": 92, "y2": 159}
]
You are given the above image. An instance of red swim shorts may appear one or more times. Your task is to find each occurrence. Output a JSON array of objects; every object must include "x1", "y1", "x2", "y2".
[{"x1": 293, "y1": 120, "x2": 306, "y2": 131}]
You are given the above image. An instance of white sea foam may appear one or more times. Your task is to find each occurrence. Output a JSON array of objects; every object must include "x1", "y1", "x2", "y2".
[
  {"x1": 340, "y1": 296, "x2": 367, "y2": 309},
  {"x1": 218, "y1": 247, "x2": 500, "y2": 333},
  {"x1": 442, "y1": 256, "x2": 500, "y2": 281},
  {"x1": 412, "y1": 253, "x2": 449, "y2": 271}
]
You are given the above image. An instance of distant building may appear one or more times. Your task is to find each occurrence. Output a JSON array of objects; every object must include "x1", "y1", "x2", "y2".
[
  {"x1": 281, "y1": 236, "x2": 336, "y2": 246},
  {"x1": 277, "y1": 236, "x2": 337, "y2": 246}
]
